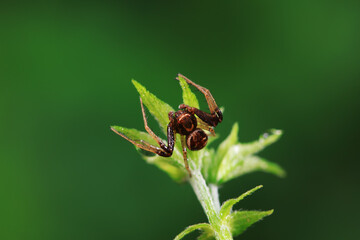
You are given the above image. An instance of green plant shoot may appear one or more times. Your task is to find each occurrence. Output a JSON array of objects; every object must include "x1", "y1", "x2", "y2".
[{"x1": 111, "y1": 74, "x2": 285, "y2": 239}]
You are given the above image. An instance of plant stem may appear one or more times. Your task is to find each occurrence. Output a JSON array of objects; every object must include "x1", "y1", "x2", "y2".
[
  {"x1": 189, "y1": 168, "x2": 232, "y2": 240},
  {"x1": 209, "y1": 184, "x2": 221, "y2": 212}
]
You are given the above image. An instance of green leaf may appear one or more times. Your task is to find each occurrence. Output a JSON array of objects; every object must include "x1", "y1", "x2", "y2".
[
  {"x1": 241, "y1": 129, "x2": 283, "y2": 156},
  {"x1": 174, "y1": 223, "x2": 213, "y2": 240},
  {"x1": 111, "y1": 126, "x2": 157, "y2": 145},
  {"x1": 201, "y1": 148, "x2": 215, "y2": 180},
  {"x1": 236, "y1": 155, "x2": 284, "y2": 179},
  {"x1": 217, "y1": 123, "x2": 239, "y2": 158},
  {"x1": 230, "y1": 210, "x2": 273, "y2": 237},
  {"x1": 216, "y1": 129, "x2": 285, "y2": 184},
  {"x1": 218, "y1": 187, "x2": 272, "y2": 238},
  {"x1": 132, "y1": 79, "x2": 174, "y2": 134},
  {"x1": 144, "y1": 155, "x2": 187, "y2": 182},
  {"x1": 220, "y1": 185, "x2": 263, "y2": 220},
  {"x1": 177, "y1": 74, "x2": 200, "y2": 109},
  {"x1": 208, "y1": 122, "x2": 239, "y2": 182},
  {"x1": 217, "y1": 151, "x2": 286, "y2": 183}
]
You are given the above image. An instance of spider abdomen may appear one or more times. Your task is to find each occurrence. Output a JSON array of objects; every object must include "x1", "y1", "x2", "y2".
[
  {"x1": 175, "y1": 111, "x2": 197, "y2": 135},
  {"x1": 186, "y1": 129, "x2": 208, "y2": 151}
]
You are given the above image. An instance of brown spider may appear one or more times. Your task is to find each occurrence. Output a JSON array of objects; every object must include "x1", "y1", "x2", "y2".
[{"x1": 111, "y1": 74, "x2": 223, "y2": 177}]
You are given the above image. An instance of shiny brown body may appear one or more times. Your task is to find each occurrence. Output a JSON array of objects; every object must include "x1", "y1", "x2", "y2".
[{"x1": 111, "y1": 74, "x2": 223, "y2": 177}]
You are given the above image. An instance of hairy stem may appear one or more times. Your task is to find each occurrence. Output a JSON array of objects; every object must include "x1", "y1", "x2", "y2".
[
  {"x1": 209, "y1": 184, "x2": 221, "y2": 212},
  {"x1": 189, "y1": 168, "x2": 232, "y2": 240}
]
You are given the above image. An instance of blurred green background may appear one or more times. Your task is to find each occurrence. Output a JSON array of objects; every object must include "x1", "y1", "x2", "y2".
[{"x1": 1, "y1": 0, "x2": 359, "y2": 239}]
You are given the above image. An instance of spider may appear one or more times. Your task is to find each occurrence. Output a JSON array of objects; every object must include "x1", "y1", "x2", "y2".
[{"x1": 111, "y1": 74, "x2": 223, "y2": 177}]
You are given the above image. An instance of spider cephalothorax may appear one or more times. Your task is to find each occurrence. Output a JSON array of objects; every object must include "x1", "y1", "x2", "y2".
[{"x1": 111, "y1": 74, "x2": 223, "y2": 177}]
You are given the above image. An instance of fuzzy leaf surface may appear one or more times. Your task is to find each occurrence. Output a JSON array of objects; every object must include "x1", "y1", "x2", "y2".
[
  {"x1": 177, "y1": 74, "x2": 200, "y2": 109},
  {"x1": 216, "y1": 129, "x2": 285, "y2": 184},
  {"x1": 132, "y1": 79, "x2": 174, "y2": 134},
  {"x1": 111, "y1": 126, "x2": 157, "y2": 145},
  {"x1": 240, "y1": 129, "x2": 283, "y2": 156},
  {"x1": 220, "y1": 185, "x2": 263, "y2": 220},
  {"x1": 197, "y1": 228, "x2": 216, "y2": 240},
  {"x1": 208, "y1": 122, "x2": 238, "y2": 183},
  {"x1": 230, "y1": 210, "x2": 273, "y2": 237},
  {"x1": 217, "y1": 152, "x2": 285, "y2": 184}
]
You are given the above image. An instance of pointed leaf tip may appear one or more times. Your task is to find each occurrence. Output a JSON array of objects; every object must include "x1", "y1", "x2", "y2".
[
  {"x1": 177, "y1": 74, "x2": 200, "y2": 109},
  {"x1": 230, "y1": 210, "x2": 274, "y2": 237},
  {"x1": 131, "y1": 79, "x2": 174, "y2": 134},
  {"x1": 110, "y1": 125, "x2": 157, "y2": 145},
  {"x1": 240, "y1": 128, "x2": 283, "y2": 157},
  {"x1": 220, "y1": 185, "x2": 263, "y2": 220},
  {"x1": 258, "y1": 129, "x2": 283, "y2": 148}
]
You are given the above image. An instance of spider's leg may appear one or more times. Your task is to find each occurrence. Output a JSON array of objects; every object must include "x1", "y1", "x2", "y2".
[
  {"x1": 176, "y1": 73, "x2": 223, "y2": 122},
  {"x1": 197, "y1": 118, "x2": 216, "y2": 136},
  {"x1": 140, "y1": 97, "x2": 175, "y2": 154},
  {"x1": 111, "y1": 127, "x2": 171, "y2": 157},
  {"x1": 180, "y1": 135, "x2": 192, "y2": 177},
  {"x1": 179, "y1": 104, "x2": 221, "y2": 127}
]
